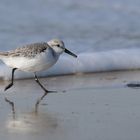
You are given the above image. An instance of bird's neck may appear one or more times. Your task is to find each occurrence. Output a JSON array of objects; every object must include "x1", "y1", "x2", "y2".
[{"x1": 51, "y1": 50, "x2": 61, "y2": 60}]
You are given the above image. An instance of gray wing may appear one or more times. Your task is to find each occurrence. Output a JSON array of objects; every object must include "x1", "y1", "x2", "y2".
[{"x1": 8, "y1": 42, "x2": 49, "y2": 57}]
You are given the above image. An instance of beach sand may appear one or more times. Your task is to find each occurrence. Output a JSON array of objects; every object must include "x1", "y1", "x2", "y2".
[{"x1": 0, "y1": 71, "x2": 140, "y2": 140}]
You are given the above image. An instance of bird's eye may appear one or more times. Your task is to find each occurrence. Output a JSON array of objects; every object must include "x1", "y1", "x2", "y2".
[{"x1": 57, "y1": 44, "x2": 60, "y2": 47}]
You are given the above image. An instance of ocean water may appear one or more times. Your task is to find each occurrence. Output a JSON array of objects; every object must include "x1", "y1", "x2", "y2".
[{"x1": 0, "y1": 0, "x2": 140, "y2": 80}]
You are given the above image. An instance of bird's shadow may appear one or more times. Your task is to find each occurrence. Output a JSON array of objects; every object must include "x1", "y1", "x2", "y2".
[{"x1": 5, "y1": 92, "x2": 48, "y2": 119}]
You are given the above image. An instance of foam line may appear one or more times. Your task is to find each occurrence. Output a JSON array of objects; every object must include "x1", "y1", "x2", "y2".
[{"x1": 0, "y1": 48, "x2": 140, "y2": 80}]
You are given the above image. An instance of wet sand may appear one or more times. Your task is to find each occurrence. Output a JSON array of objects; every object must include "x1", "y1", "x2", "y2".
[{"x1": 0, "y1": 71, "x2": 140, "y2": 140}]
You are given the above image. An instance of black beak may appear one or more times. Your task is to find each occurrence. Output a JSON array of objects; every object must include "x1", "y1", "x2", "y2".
[{"x1": 64, "y1": 48, "x2": 77, "y2": 58}]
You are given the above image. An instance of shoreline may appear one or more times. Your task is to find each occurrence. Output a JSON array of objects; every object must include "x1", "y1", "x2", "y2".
[{"x1": 2, "y1": 69, "x2": 140, "y2": 85}]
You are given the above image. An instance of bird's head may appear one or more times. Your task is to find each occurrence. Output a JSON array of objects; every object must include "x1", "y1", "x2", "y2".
[{"x1": 47, "y1": 39, "x2": 77, "y2": 58}]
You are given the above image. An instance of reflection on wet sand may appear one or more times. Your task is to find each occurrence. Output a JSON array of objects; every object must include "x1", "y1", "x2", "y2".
[
  {"x1": 5, "y1": 97, "x2": 15, "y2": 119},
  {"x1": 35, "y1": 92, "x2": 48, "y2": 113},
  {"x1": 5, "y1": 92, "x2": 48, "y2": 116},
  {"x1": 4, "y1": 93, "x2": 58, "y2": 134}
]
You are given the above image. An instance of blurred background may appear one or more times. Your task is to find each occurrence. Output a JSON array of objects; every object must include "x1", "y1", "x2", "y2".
[{"x1": 1, "y1": 0, "x2": 140, "y2": 52}]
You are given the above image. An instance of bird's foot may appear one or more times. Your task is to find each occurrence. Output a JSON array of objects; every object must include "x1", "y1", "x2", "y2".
[{"x1": 4, "y1": 83, "x2": 13, "y2": 91}]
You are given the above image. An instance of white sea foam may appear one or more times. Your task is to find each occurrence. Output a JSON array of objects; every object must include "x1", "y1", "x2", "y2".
[{"x1": 0, "y1": 48, "x2": 140, "y2": 80}]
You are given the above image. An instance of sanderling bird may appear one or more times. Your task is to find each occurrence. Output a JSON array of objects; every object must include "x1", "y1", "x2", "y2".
[{"x1": 0, "y1": 39, "x2": 77, "y2": 92}]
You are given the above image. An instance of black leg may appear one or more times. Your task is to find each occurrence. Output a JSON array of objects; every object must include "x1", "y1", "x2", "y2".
[
  {"x1": 4, "y1": 68, "x2": 17, "y2": 91},
  {"x1": 34, "y1": 73, "x2": 49, "y2": 93}
]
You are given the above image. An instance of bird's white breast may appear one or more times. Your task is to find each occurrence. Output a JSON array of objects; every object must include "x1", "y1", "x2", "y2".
[{"x1": 2, "y1": 48, "x2": 59, "y2": 72}]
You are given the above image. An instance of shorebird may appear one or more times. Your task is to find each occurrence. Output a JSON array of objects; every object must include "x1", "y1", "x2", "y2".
[{"x1": 0, "y1": 39, "x2": 77, "y2": 92}]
